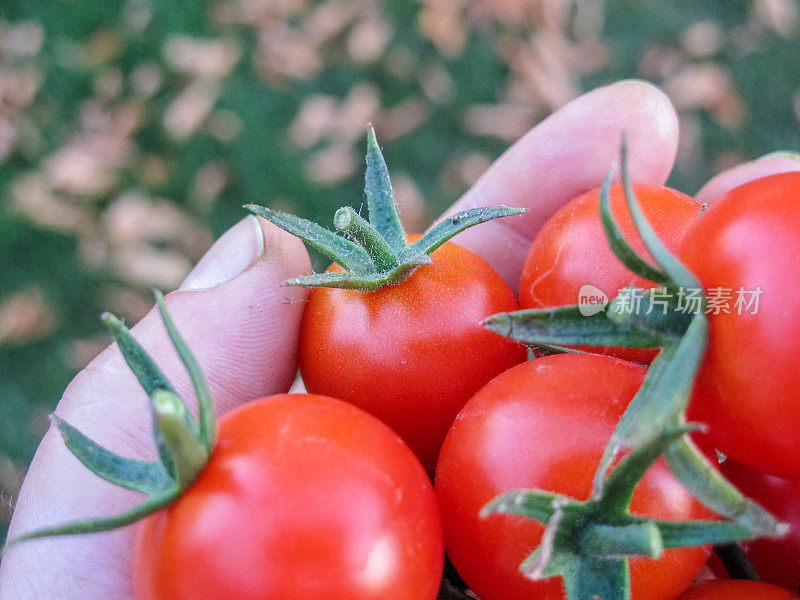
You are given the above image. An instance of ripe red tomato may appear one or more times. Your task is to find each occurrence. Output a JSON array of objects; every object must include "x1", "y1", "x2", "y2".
[
  {"x1": 133, "y1": 394, "x2": 443, "y2": 600},
  {"x1": 299, "y1": 238, "x2": 526, "y2": 470},
  {"x1": 675, "y1": 580, "x2": 800, "y2": 600},
  {"x1": 435, "y1": 353, "x2": 715, "y2": 600},
  {"x1": 681, "y1": 172, "x2": 800, "y2": 477},
  {"x1": 519, "y1": 183, "x2": 699, "y2": 364},
  {"x1": 715, "y1": 459, "x2": 800, "y2": 591}
]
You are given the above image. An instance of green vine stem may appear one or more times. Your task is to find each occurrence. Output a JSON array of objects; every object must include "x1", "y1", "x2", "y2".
[
  {"x1": 480, "y1": 137, "x2": 787, "y2": 599},
  {"x1": 246, "y1": 126, "x2": 527, "y2": 291},
  {"x1": 713, "y1": 543, "x2": 760, "y2": 581},
  {"x1": 8, "y1": 291, "x2": 214, "y2": 545}
]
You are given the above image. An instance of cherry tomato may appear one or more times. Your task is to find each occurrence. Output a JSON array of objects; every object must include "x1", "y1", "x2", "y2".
[
  {"x1": 681, "y1": 172, "x2": 800, "y2": 477},
  {"x1": 713, "y1": 459, "x2": 800, "y2": 591},
  {"x1": 133, "y1": 394, "x2": 443, "y2": 600},
  {"x1": 675, "y1": 580, "x2": 800, "y2": 600},
  {"x1": 299, "y1": 238, "x2": 526, "y2": 469},
  {"x1": 435, "y1": 353, "x2": 715, "y2": 600},
  {"x1": 519, "y1": 183, "x2": 699, "y2": 364}
]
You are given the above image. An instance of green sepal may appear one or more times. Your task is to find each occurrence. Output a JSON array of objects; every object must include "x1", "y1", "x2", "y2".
[
  {"x1": 8, "y1": 489, "x2": 180, "y2": 545},
  {"x1": 598, "y1": 168, "x2": 670, "y2": 286},
  {"x1": 482, "y1": 489, "x2": 574, "y2": 523},
  {"x1": 245, "y1": 204, "x2": 374, "y2": 275},
  {"x1": 285, "y1": 267, "x2": 418, "y2": 291},
  {"x1": 404, "y1": 206, "x2": 527, "y2": 257},
  {"x1": 11, "y1": 295, "x2": 218, "y2": 546},
  {"x1": 102, "y1": 312, "x2": 177, "y2": 478},
  {"x1": 154, "y1": 289, "x2": 215, "y2": 453},
  {"x1": 102, "y1": 312, "x2": 175, "y2": 396},
  {"x1": 579, "y1": 522, "x2": 663, "y2": 559},
  {"x1": 596, "y1": 424, "x2": 698, "y2": 514},
  {"x1": 365, "y1": 125, "x2": 406, "y2": 253},
  {"x1": 606, "y1": 285, "x2": 696, "y2": 335},
  {"x1": 617, "y1": 136, "x2": 701, "y2": 291},
  {"x1": 247, "y1": 129, "x2": 526, "y2": 292},
  {"x1": 655, "y1": 519, "x2": 755, "y2": 548},
  {"x1": 664, "y1": 436, "x2": 788, "y2": 538},
  {"x1": 51, "y1": 414, "x2": 174, "y2": 495},
  {"x1": 593, "y1": 315, "x2": 708, "y2": 493},
  {"x1": 483, "y1": 305, "x2": 673, "y2": 349}
]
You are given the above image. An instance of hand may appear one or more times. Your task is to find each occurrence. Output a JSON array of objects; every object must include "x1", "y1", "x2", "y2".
[{"x1": 2, "y1": 81, "x2": 798, "y2": 599}]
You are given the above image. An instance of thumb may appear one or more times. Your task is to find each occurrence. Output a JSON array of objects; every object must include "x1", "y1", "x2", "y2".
[{"x1": 0, "y1": 215, "x2": 310, "y2": 600}]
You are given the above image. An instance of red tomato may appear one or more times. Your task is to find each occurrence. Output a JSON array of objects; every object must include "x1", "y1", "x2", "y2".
[
  {"x1": 714, "y1": 459, "x2": 800, "y2": 591},
  {"x1": 299, "y1": 238, "x2": 526, "y2": 470},
  {"x1": 681, "y1": 173, "x2": 800, "y2": 477},
  {"x1": 435, "y1": 353, "x2": 715, "y2": 600},
  {"x1": 519, "y1": 183, "x2": 699, "y2": 364},
  {"x1": 133, "y1": 394, "x2": 443, "y2": 600},
  {"x1": 675, "y1": 580, "x2": 800, "y2": 600}
]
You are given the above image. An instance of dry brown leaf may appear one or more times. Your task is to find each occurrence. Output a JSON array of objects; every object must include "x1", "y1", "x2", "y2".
[
  {"x1": 290, "y1": 95, "x2": 340, "y2": 148},
  {"x1": 11, "y1": 173, "x2": 95, "y2": 234},
  {"x1": 464, "y1": 102, "x2": 537, "y2": 140},
  {"x1": 681, "y1": 21, "x2": 724, "y2": 58},
  {"x1": 307, "y1": 143, "x2": 358, "y2": 183},
  {"x1": 391, "y1": 173, "x2": 428, "y2": 232},
  {"x1": 347, "y1": 17, "x2": 391, "y2": 63},
  {"x1": 0, "y1": 287, "x2": 56, "y2": 345},
  {"x1": 163, "y1": 80, "x2": 220, "y2": 139},
  {"x1": 752, "y1": 0, "x2": 799, "y2": 39},
  {"x1": 664, "y1": 63, "x2": 744, "y2": 129},
  {"x1": 377, "y1": 96, "x2": 430, "y2": 141},
  {"x1": 164, "y1": 36, "x2": 242, "y2": 79}
]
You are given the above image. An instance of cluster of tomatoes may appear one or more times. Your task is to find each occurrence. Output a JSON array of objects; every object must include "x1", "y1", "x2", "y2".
[
  {"x1": 15, "y1": 133, "x2": 800, "y2": 600},
  {"x1": 139, "y1": 171, "x2": 800, "y2": 599}
]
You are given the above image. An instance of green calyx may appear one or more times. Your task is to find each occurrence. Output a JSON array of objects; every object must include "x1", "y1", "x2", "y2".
[
  {"x1": 9, "y1": 291, "x2": 215, "y2": 545},
  {"x1": 481, "y1": 136, "x2": 787, "y2": 599},
  {"x1": 246, "y1": 126, "x2": 526, "y2": 291},
  {"x1": 483, "y1": 425, "x2": 756, "y2": 600}
]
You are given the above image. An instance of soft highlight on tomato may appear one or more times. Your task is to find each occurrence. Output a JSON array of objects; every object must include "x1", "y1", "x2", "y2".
[
  {"x1": 519, "y1": 183, "x2": 700, "y2": 364},
  {"x1": 435, "y1": 353, "x2": 715, "y2": 600},
  {"x1": 681, "y1": 172, "x2": 800, "y2": 477},
  {"x1": 134, "y1": 394, "x2": 443, "y2": 600},
  {"x1": 299, "y1": 237, "x2": 526, "y2": 470}
]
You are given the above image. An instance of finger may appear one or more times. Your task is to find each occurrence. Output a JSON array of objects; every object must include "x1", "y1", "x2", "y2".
[
  {"x1": 695, "y1": 152, "x2": 800, "y2": 205},
  {"x1": 443, "y1": 80, "x2": 680, "y2": 293},
  {"x1": 1, "y1": 215, "x2": 311, "y2": 599}
]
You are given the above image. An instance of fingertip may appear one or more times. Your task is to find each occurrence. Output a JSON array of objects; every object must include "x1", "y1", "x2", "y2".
[
  {"x1": 443, "y1": 80, "x2": 680, "y2": 291},
  {"x1": 695, "y1": 153, "x2": 800, "y2": 205}
]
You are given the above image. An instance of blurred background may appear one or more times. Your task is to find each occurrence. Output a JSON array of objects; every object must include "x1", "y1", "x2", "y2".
[{"x1": 1, "y1": 0, "x2": 799, "y2": 541}]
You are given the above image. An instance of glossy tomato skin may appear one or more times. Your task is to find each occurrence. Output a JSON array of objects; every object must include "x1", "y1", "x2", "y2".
[
  {"x1": 299, "y1": 238, "x2": 526, "y2": 470},
  {"x1": 681, "y1": 173, "x2": 800, "y2": 477},
  {"x1": 519, "y1": 183, "x2": 699, "y2": 364},
  {"x1": 435, "y1": 354, "x2": 715, "y2": 600},
  {"x1": 133, "y1": 394, "x2": 443, "y2": 600},
  {"x1": 716, "y1": 459, "x2": 800, "y2": 591},
  {"x1": 675, "y1": 580, "x2": 800, "y2": 600}
]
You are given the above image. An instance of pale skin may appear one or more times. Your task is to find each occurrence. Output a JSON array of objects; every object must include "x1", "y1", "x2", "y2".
[{"x1": 2, "y1": 80, "x2": 799, "y2": 599}]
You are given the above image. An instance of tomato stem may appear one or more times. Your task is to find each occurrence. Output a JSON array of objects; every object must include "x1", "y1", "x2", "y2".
[
  {"x1": 713, "y1": 543, "x2": 760, "y2": 581},
  {"x1": 579, "y1": 523, "x2": 663, "y2": 559},
  {"x1": 9, "y1": 291, "x2": 216, "y2": 544},
  {"x1": 333, "y1": 206, "x2": 399, "y2": 271},
  {"x1": 152, "y1": 390, "x2": 209, "y2": 490},
  {"x1": 246, "y1": 127, "x2": 526, "y2": 291}
]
